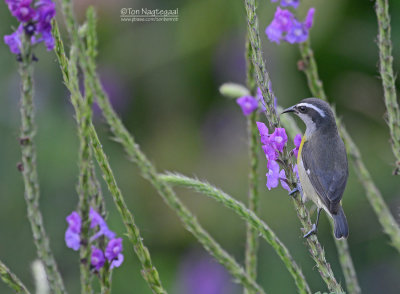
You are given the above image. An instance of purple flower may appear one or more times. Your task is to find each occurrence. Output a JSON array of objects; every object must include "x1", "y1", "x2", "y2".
[
  {"x1": 236, "y1": 95, "x2": 258, "y2": 116},
  {"x1": 4, "y1": 24, "x2": 24, "y2": 54},
  {"x1": 266, "y1": 7, "x2": 316, "y2": 44},
  {"x1": 105, "y1": 238, "x2": 124, "y2": 268},
  {"x1": 280, "y1": 0, "x2": 300, "y2": 9},
  {"x1": 8, "y1": 0, "x2": 36, "y2": 22},
  {"x1": 65, "y1": 228, "x2": 81, "y2": 251},
  {"x1": 269, "y1": 128, "x2": 288, "y2": 152},
  {"x1": 292, "y1": 134, "x2": 302, "y2": 158},
  {"x1": 265, "y1": 7, "x2": 294, "y2": 44},
  {"x1": 266, "y1": 160, "x2": 280, "y2": 190},
  {"x1": 66, "y1": 211, "x2": 81, "y2": 233},
  {"x1": 89, "y1": 207, "x2": 116, "y2": 241},
  {"x1": 262, "y1": 144, "x2": 278, "y2": 161},
  {"x1": 65, "y1": 211, "x2": 81, "y2": 251},
  {"x1": 256, "y1": 121, "x2": 269, "y2": 144},
  {"x1": 105, "y1": 238, "x2": 123, "y2": 261},
  {"x1": 91, "y1": 247, "x2": 106, "y2": 270},
  {"x1": 279, "y1": 169, "x2": 291, "y2": 192},
  {"x1": 286, "y1": 20, "x2": 308, "y2": 44},
  {"x1": 305, "y1": 8, "x2": 315, "y2": 29}
]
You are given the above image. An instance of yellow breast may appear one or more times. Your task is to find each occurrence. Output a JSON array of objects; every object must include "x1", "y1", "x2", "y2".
[{"x1": 297, "y1": 135, "x2": 307, "y2": 165}]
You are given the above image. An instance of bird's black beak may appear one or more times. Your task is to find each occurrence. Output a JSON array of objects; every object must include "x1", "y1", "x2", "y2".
[{"x1": 281, "y1": 105, "x2": 296, "y2": 115}]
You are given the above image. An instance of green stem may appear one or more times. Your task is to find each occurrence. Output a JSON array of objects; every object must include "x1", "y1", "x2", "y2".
[
  {"x1": 89, "y1": 125, "x2": 167, "y2": 294},
  {"x1": 161, "y1": 173, "x2": 311, "y2": 294},
  {"x1": 17, "y1": 32, "x2": 66, "y2": 294},
  {"x1": 244, "y1": 28, "x2": 260, "y2": 294},
  {"x1": 70, "y1": 45, "x2": 94, "y2": 294},
  {"x1": 244, "y1": 0, "x2": 343, "y2": 292},
  {"x1": 298, "y1": 37, "x2": 400, "y2": 255},
  {"x1": 0, "y1": 260, "x2": 31, "y2": 294},
  {"x1": 52, "y1": 21, "x2": 167, "y2": 294},
  {"x1": 374, "y1": 0, "x2": 400, "y2": 174}
]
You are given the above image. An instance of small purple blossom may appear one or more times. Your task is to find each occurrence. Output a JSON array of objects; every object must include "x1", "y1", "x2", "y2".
[
  {"x1": 89, "y1": 207, "x2": 116, "y2": 241},
  {"x1": 8, "y1": 0, "x2": 36, "y2": 22},
  {"x1": 265, "y1": 7, "x2": 294, "y2": 44},
  {"x1": 65, "y1": 211, "x2": 81, "y2": 251},
  {"x1": 4, "y1": 24, "x2": 24, "y2": 54},
  {"x1": 279, "y1": 169, "x2": 291, "y2": 192},
  {"x1": 269, "y1": 128, "x2": 288, "y2": 152},
  {"x1": 105, "y1": 238, "x2": 124, "y2": 268},
  {"x1": 236, "y1": 95, "x2": 258, "y2": 116},
  {"x1": 262, "y1": 144, "x2": 279, "y2": 161},
  {"x1": 105, "y1": 238, "x2": 123, "y2": 261},
  {"x1": 266, "y1": 7, "x2": 315, "y2": 44},
  {"x1": 292, "y1": 134, "x2": 302, "y2": 158},
  {"x1": 305, "y1": 8, "x2": 315, "y2": 29},
  {"x1": 285, "y1": 20, "x2": 308, "y2": 44},
  {"x1": 266, "y1": 160, "x2": 280, "y2": 190},
  {"x1": 66, "y1": 211, "x2": 81, "y2": 233},
  {"x1": 65, "y1": 229, "x2": 81, "y2": 251},
  {"x1": 91, "y1": 247, "x2": 106, "y2": 270}
]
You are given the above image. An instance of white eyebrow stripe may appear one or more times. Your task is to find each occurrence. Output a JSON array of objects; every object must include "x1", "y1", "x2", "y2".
[{"x1": 297, "y1": 103, "x2": 326, "y2": 117}]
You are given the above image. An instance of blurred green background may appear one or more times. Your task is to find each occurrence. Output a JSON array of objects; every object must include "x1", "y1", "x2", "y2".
[{"x1": 1, "y1": 0, "x2": 400, "y2": 293}]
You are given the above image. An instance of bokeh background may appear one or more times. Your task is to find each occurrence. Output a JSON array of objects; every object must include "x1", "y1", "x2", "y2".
[{"x1": 1, "y1": 0, "x2": 400, "y2": 293}]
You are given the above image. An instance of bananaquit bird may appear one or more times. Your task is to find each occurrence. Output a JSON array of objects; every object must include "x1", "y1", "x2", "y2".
[{"x1": 282, "y1": 98, "x2": 349, "y2": 239}]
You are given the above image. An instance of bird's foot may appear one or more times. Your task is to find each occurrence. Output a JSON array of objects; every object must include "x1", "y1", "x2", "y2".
[{"x1": 303, "y1": 223, "x2": 317, "y2": 238}]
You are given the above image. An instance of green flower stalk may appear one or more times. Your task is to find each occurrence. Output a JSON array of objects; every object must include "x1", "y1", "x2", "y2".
[
  {"x1": 0, "y1": 260, "x2": 30, "y2": 294},
  {"x1": 244, "y1": 31, "x2": 260, "y2": 294},
  {"x1": 244, "y1": 0, "x2": 343, "y2": 292},
  {"x1": 298, "y1": 37, "x2": 400, "y2": 255},
  {"x1": 374, "y1": 0, "x2": 400, "y2": 174},
  {"x1": 52, "y1": 21, "x2": 167, "y2": 294},
  {"x1": 160, "y1": 173, "x2": 311, "y2": 294},
  {"x1": 17, "y1": 32, "x2": 66, "y2": 294}
]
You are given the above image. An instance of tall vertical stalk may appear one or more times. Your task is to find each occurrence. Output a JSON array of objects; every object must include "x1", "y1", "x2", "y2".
[
  {"x1": 244, "y1": 0, "x2": 343, "y2": 292},
  {"x1": 298, "y1": 39, "x2": 400, "y2": 254},
  {"x1": 17, "y1": 32, "x2": 66, "y2": 294},
  {"x1": 244, "y1": 28, "x2": 260, "y2": 294},
  {"x1": 374, "y1": 0, "x2": 400, "y2": 174}
]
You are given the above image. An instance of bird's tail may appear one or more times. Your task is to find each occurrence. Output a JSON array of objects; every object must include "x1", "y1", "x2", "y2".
[{"x1": 332, "y1": 206, "x2": 349, "y2": 239}]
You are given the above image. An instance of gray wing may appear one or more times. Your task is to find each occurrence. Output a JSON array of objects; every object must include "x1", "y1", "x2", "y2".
[{"x1": 302, "y1": 135, "x2": 348, "y2": 214}]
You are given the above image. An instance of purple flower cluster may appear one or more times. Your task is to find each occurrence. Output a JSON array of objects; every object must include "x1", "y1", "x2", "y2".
[
  {"x1": 4, "y1": 0, "x2": 56, "y2": 55},
  {"x1": 65, "y1": 208, "x2": 124, "y2": 271},
  {"x1": 256, "y1": 122, "x2": 301, "y2": 191},
  {"x1": 265, "y1": 5, "x2": 315, "y2": 44}
]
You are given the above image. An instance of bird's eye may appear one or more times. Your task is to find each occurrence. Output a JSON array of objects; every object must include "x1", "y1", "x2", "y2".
[{"x1": 298, "y1": 106, "x2": 307, "y2": 113}]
